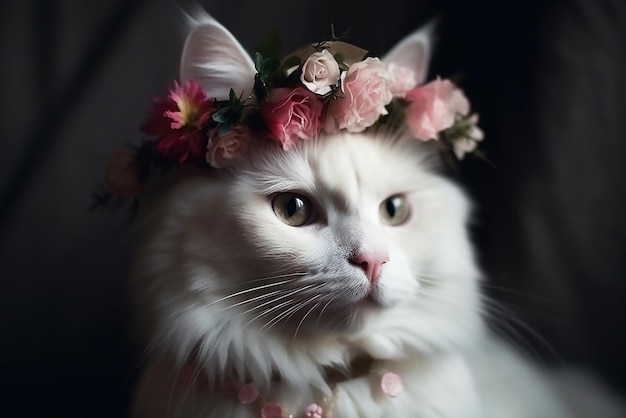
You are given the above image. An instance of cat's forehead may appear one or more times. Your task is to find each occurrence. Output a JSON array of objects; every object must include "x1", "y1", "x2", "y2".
[{"x1": 236, "y1": 132, "x2": 436, "y2": 202}]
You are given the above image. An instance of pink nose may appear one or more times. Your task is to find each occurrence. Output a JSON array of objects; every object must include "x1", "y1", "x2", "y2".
[{"x1": 350, "y1": 251, "x2": 389, "y2": 283}]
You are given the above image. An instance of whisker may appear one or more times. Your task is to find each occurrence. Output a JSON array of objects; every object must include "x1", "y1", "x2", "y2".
[
  {"x1": 316, "y1": 298, "x2": 334, "y2": 325},
  {"x1": 418, "y1": 273, "x2": 555, "y2": 305},
  {"x1": 260, "y1": 301, "x2": 306, "y2": 333},
  {"x1": 480, "y1": 296, "x2": 562, "y2": 364},
  {"x1": 202, "y1": 279, "x2": 298, "y2": 308},
  {"x1": 184, "y1": 271, "x2": 306, "y2": 294},
  {"x1": 219, "y1": 289, "x2": 286, "y2": 311},
  {"x1": 416, "y1": 279, "x2": 562, "y2": 365},
  {"x1": 281, "y1": 293, "x2": 325, "y2": 333},
  {"x1": 243, "y1": 285, "x2": 318, "y2": 328},
  {"x1": 260, "y1": 285, "x2": 325, "y2": 334},
  {"x1": 238, "y1": 272, "x2": 308, "y2": 285},
  {"x1": 293, "y1": 297, "x2": 323, "y2": 341},
  {"x1": 477, "y1": 292, "x2": 565, "y2": 325},
  {"x1": 237, "y1": 284, "x2": 316, "y2": 319}
]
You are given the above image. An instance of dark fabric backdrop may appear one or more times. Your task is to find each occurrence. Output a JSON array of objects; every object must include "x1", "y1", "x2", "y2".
[{"x1": 1, "y1": 0, "x2": 625, "y2": 416}]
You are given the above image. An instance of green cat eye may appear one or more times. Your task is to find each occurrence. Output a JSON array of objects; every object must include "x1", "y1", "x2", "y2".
[
  {"x1": 380, "y1": 194, "x2": 410, "y2": 226},
  {"x1": 272, "y1": 193, "x2": 314, "y2": 227}
]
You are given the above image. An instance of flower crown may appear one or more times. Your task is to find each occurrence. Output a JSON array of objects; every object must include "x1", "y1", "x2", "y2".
[{"x1": 98, "y1": 19, "x2": 483, "y2": 205}]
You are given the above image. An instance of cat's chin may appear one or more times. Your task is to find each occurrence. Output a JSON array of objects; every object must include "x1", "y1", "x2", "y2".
[
  {"x1": 342, "y1": 299, "x2": 381, "y2": 328},
  {"x1": 320, "y1": 295, "x2": 384, "y2": 333}
]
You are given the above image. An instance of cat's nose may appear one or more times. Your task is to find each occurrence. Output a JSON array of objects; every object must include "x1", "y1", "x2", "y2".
[{"x1": 350, "y1": 251, "x2": 389, "y2": 283}]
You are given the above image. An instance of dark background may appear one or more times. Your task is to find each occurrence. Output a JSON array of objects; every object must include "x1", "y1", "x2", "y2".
[{"x1": 1, "y1": 0, "x2": 625, "y2": 416}]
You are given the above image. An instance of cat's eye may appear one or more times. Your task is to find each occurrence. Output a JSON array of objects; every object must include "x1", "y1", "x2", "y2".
[
  {"x1": 379, "y1": 194, "x2": 410, "y2": 226},
  {"x1": 272, "y1": 193, "x2": 315, "y2": 226}
]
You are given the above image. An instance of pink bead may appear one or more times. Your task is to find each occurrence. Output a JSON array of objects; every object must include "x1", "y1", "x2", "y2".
[
  {"x1": 381, "y1": 372, "x2": 403, "y2": 397},
  {"x1": 261, "y1": 402, "x2": 283, "y2": 418},
  {"x1": 237, "y1": 383, "x2": 259, "y2": 404},
  {"x1": 304, "y1": 402, "x2": 323, "y2": 418}
]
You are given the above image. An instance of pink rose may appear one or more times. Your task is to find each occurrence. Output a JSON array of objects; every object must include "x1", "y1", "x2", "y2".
[
  {"x1": 387, "y1": 63, "x2": 417, "y2": 98},
  {"x1": 259, "y1": 87, "x2": 324, "y2": 150},
  {"x1": 328, "y1": 57, "x2": 393, "y2": 133},
  {"x1": 104, "y1": 151, "x2": 143, "y2": 199},
  {"x1": 405, "y1": 78, "x2": 470, "y2": 141},
  {"x1": 300, "y1": 50, "x2": 341, "y2": 95},
  {"x1": 206, "y1": 125, "x2": 250, "y2": 168},
  {"x1": 380, "y1": 372, "x2": 403, "y2": 397}
]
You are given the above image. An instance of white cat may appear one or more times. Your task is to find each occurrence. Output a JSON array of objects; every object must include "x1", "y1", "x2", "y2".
[{"x1": 130, "y1": 12, "x2": 624, "y2": 418}]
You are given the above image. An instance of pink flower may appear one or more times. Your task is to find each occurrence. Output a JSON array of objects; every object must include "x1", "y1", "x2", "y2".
[
  {"x1": 305, "y1": 403, "x2": 323, "y2": 418},
  {"x1": 104, "y1": 151, "x2": 143, "y2": 199},
  {"x1": 380, "y1": 372, "x2": 403, "y2": 397},
  {"x1": 206, "y1": 126, "x2": 250, "y2": 168},
  {"x1": 141, "y1": 80, "x2": 216, "y2": 164},
  {"x1": 300, "y1": 50, "x2": 341, "y2": 95},
  {"x1": 260, "y1": 402, "x2": 283, "y2": 418},
  {"x1": 387, "y1": 63, "x2": 417, "y2": 98},
  {"x1": 259, "y1": 87, "x2": 324, "y2": 150},
  {"x1": 328, "y1": 57, "x2": 393, "y2": 133},
  {"x1": 404, "y1": 78, "x2": 470, "y2": 141},
  {"x1": 237, "y1": 383, "x2": 259, "y2": 405}
]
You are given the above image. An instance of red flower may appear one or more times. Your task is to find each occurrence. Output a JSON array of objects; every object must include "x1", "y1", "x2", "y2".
[{"x1": 141, "y1": 80, "x2": 216, "y2": 164}]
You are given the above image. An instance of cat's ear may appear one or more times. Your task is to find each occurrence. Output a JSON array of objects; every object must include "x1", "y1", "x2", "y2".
[
  {"x1": 382, "y1": 20, "x2": 437, "y2": 85},
  {"x1": 180, "y1": 12, "x2": 256, "y2": 100}
]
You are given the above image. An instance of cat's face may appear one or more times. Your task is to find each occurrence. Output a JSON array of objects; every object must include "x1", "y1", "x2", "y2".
[{"x1": 139, "y1": 131, "x2": 476, "y2": 341}]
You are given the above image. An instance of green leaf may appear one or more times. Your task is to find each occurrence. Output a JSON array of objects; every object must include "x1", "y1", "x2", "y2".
[
  {"x1": 229, "y1": 88, "x2": 237, "y2": 103},
  {"x1": 211, "y1": 107, "x2": 232, "y2": 124},
  {"x1": 254, "y1": 74, "x2": 268, "y2": 102},
  {"x1": 262, "y1": 57, "x2": 280, "y2": 77},
  {"x1": 256, "y1": 30, "x2": 281, "y2": 61},
  {"x1": 254, "y1": 52, "x2": 264, "y2": 72},
  {"x1": 211, "y1": 104, "x2": 242, "y2": 126}
]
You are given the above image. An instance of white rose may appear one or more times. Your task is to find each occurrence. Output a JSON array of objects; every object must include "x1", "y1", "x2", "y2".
[{"x1": 300, "y1": 50, "x2": 341, "y2": 95}]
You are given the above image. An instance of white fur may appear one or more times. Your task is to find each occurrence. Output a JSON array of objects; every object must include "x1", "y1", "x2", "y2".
[{"x1": 131, "y1": 13, "x2": 624, "y2": 418}]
